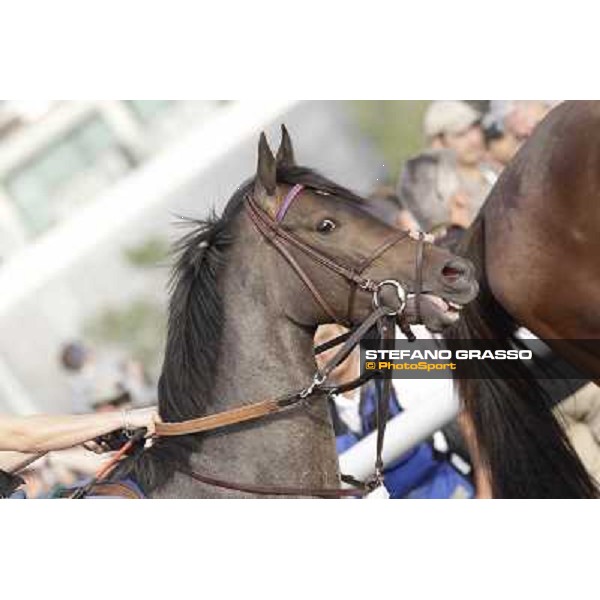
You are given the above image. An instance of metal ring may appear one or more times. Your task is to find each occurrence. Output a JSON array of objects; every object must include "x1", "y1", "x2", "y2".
[{"x1": 372, "y1": 279, "x2": 407, "y2": 316}]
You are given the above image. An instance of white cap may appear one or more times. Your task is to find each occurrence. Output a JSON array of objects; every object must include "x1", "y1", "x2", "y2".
[{"x1": 424, "y1": 101, "x2": 481, "y2": 139}]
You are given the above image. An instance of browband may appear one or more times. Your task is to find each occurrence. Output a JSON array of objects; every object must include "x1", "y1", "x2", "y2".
[{"x1": 275, "y1": 184, "x2": 305, "y2": 222}]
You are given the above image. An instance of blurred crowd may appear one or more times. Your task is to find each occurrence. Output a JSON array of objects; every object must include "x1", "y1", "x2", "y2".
[{"x1": 394, "y1": 100, "x2": 553, "y2": 234}]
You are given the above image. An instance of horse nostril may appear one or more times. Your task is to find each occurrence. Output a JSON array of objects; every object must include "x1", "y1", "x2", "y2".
[{"x1": 442, "y1": 259, "x2": 467, "y2": 280}]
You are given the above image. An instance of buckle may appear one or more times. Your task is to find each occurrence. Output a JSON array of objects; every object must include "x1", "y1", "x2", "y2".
[{"x1": 299, "y1": 372, "x2": 327, "y2": 400}]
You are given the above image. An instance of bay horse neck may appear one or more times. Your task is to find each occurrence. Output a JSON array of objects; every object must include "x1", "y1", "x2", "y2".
[
  {"x1": 484, "y1": 101, "x2": 600, "y2": 350},
  {"x1": 445, "y1": 101, "x2": 600, "y2": 498},
  {"x1": 153, "y1": 203, "x2": 340, "y2": 498}
]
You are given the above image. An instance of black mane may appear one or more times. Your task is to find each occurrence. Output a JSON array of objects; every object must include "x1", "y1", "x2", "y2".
[{"x1": 114, "y1": 165, "x2": 364, "y2": 493}]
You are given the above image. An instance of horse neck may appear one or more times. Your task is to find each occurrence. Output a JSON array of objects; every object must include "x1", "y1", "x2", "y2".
[
  {"x1": 154, "y1": 215, "x2": 340, "y2": 498},
  {"x1": 483, "y1": 110, "x2": 600, "y2": 346}
]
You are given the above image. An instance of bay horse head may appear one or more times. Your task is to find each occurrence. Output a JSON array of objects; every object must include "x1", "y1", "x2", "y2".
[{"x1": 249, "y1": 126, "x2": 478, "y2": 332}]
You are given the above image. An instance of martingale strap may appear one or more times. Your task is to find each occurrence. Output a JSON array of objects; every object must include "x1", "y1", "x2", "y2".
[
  {"x1": 149, "y1": 306, "x2": 396, "y2": 499},
  {"x1": 375, "y1": 314, "x2": 396, "y2": 480}
]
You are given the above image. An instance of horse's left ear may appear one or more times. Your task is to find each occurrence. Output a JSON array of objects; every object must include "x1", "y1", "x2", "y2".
[
  {"x1": 255, "y1": 131, "x2": 277, "y2": 189},
  {"x1": 254, "y1": 132, "x2": 280, "y2": 214},
  {"x1": 276, "y1": 124, "x2": 296, "y2": 167}
]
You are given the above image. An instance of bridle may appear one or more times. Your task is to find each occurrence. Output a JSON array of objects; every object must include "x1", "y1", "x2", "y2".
[
  {"x1": 69, "y1": 184, "x2": 429, "y2": 499},
  {"x1": 245, "y1": 186, "x2": 425, "y2": 331}
]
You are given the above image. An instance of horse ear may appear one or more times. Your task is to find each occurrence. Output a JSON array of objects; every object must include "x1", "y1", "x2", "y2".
[
  {"x1": 255, "y1": 132, "x2": 277, "y2": 199},
  {"x1": 276, "y1": 124, "x2": 296, "y2": 167}
]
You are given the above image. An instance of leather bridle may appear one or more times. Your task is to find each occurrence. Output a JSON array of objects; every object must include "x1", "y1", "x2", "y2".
[
  {"x1": 245, "y1": 190, "x2": 414, "y2": 326},
  {"x1": 246, "y1": 187, "x2": 427, "y2": 338},
  {"x1": 70, "y1": 184, "x2": 429, "y2": 499}
]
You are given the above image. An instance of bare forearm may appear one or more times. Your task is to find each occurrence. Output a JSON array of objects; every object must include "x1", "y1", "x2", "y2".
[
  {"x1": 0, "y1": 451, "x2": 41, "y2": 472},
  {"x1": 0, "y1": 412, "x2": 123, "y2": 453}
]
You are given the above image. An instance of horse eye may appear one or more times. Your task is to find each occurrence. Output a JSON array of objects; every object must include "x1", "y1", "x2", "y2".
[{"x1": 317, "y1": 219, "x2": 337, "y2": 233}]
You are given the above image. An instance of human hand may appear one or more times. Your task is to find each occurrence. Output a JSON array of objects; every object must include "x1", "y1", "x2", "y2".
[
  {"x1": 122, "y1": 407, "x2": 160, "y2": 436},
  {"x1": 82, "y1": 407, "x2": 160, "y2": 454}
]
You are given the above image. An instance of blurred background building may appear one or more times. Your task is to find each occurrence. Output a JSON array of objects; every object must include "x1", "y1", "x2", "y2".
[
  {"x1": 0, "y1": 100, "x2": 412, "y2": 414},
  {"x1": 0, "y1": 100, "x2": 219, "y2": 254}
]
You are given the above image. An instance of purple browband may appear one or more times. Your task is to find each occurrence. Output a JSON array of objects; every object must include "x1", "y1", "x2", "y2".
[{"x1": 275, "y1": 184, "x2": 305, "y2": 222}]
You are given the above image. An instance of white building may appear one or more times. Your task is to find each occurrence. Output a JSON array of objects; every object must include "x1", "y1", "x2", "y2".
[{"x1": 0, "y1": 101, "x2": 221, "y2": 261}]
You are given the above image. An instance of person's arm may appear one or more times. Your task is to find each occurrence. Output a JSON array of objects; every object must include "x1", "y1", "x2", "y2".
[
  {"x1": 0, "y1": 408, "x2": 157, "y2": 454},
  {"x1": 0, "y1": 451, "x2": 41, "y2": 473}
]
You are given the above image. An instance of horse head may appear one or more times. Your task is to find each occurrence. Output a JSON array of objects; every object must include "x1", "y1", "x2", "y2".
[{"x1": 249, "y1": 126, "x2": 478, "y2": 333}]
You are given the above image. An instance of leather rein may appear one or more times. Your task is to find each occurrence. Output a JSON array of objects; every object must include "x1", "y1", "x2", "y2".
[{"x1": 76, "y1": 185, "x2": 428, "y2": 499}]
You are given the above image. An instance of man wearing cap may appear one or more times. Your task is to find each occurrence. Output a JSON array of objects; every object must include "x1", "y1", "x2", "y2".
[{"x1": 398, "y1": 101, "x2": 495, "y2": 232}]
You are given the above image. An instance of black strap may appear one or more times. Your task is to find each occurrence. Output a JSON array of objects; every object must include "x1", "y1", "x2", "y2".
[
  {"x1": 414, "y1": 231, "x2": 425, "y2": 324},
  {"x1": 374, "y1": 315, "x2": 396, "y2": 477},
  {"x1": 325, "y1": 369, "x2": 379, "y2": 396},
  {"x1": 176, "y1": 463, "x2": 367, "y2": 498},
  {"x1": 317, "y1": 306, "x2": 390, "y2": 382},
  {"x1": 314, "y1": 329, "x2": 354, "y2": 355}
]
